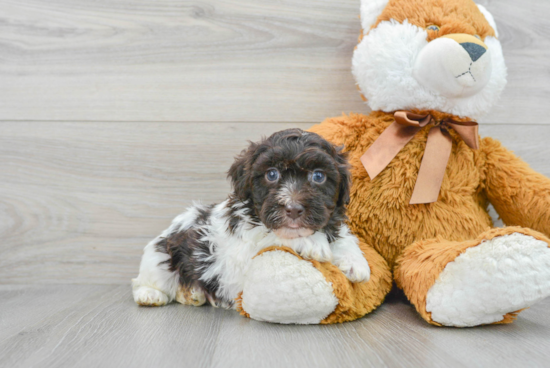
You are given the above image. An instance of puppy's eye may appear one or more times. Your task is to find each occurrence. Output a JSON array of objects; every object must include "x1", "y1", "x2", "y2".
[
  {"x1": 265, "y1": 168, "x2": 280, "y2": 182},
  {"x1": 311, "y1": 170, "x2": 326, "y2": 184},
  {"x1": 427, "y1": 25, "x2": 440, "y2": 32}
]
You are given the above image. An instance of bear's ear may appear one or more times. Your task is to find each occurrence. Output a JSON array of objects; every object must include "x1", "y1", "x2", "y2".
[
  {"x1": 477, "y1": 4, "x2": 499, "y2": 37},
  {"x1": 360, "y1": 0, "x2": 389, "y2": 32}
]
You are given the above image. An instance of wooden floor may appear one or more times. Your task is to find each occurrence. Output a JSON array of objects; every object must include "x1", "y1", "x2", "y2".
[
  {"x1": 2, "y1": 0, "x2": 550, "y2": 366},
  {"x1": 1, "y1": 284, "x2": 549, "y2": 368}
]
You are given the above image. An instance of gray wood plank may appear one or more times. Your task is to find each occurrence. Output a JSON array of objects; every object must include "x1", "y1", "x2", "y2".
[
  {"x1": 0, "y1": 122, "x2": 548, "y2": 284},
  {"x1": 0, "y1": 0, "x2": 365, "y2": 123},
  {"x1": 0, "y1": 284, "x2": 115, "y2": 343},
  {"x1": 0, "y1": 285, "x2": 549, "y2": 368},
  {"x1": 482, "y1": 0, "x2": 550, "y2": 126},
  {"x1": 1, "y1": 0, "x2": 549, "y2": 124},
  {"x1": 0, "y1": 121, "x2": 310, "y2": 284},
  {"x1": 0, "y1": 284, "x2": 224, "y2": 368}
]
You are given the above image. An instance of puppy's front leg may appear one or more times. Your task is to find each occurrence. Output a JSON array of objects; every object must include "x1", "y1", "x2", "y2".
[
  {"x1": 331, "y1": 227, "x2": 370, "y2": 283},
  {"x1": 289, "y1": 232, "x2": 333, "y2": 262}
]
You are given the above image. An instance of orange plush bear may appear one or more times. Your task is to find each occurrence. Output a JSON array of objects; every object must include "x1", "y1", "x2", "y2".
[{"x1": 238, "y1": 0, "x2": 550, "y2": 326}]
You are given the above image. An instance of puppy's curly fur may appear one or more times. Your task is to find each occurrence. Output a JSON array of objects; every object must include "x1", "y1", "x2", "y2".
[{"x1": 132, "y1": 129, "x2": 370, "y2": 308}]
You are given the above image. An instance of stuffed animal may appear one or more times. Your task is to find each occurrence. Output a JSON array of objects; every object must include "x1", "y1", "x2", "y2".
[{"x1": 237, "y1": 0, "x2": 550, "y2": 326}]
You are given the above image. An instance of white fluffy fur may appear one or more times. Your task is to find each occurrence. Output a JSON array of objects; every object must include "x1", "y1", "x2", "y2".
[
  {"x1": 353, "y1": 8, "x2": 507, "y2": 120},
  {"x1": 413, "y1": 37, "x2": 492, "y2": 98},
  {"x1": 276, "y1": 179, "x2": 297, "y2": 206},
  {"x1": 242, "y1": 250, "x2": 339, "y2": 324},
  {"x1": 360, "y1": 0, "x2": 389, "y2": 31},
  {"x1": 330, "y1": 225, "x2": 371, "y2": 283},
  {"x1": 132, "y1": 199, "x2": 369, "y2": 308},
  {"x1": 426, "y1": 233, "x2": 550, "y2": 327}
]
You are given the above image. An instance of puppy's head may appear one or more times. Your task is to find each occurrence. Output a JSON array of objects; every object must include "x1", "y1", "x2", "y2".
[{"x1": 228, "y1": 129, "x2": 350, "y2": 240}]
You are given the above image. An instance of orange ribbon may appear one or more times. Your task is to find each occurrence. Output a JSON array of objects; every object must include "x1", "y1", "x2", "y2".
[{"x1": 360, "y1": 111, "x2": 479, "y2": 204}]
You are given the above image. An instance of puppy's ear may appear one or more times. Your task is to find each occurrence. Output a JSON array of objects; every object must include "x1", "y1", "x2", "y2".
[
  {"x1": 227, "y1": 142, "x2": 257, "y2": 202},
  {"x1": 335, "y1": 146, "x2": 351, "y2": 208}
]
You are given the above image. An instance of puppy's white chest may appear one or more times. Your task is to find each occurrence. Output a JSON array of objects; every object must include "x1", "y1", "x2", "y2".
[{"x1": 203, "y1": 227, "x2": 271, "y2": 303}]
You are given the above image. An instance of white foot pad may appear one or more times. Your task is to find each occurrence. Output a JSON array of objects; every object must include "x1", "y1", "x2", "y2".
[
  {"x1": 426, "y1": 233, "x2": 550, "y2": 327},
  {"x1": 241, "y1": 250, "x2": 338, "y2": 324},
  {"x1": 133, "y1": 285, "x2": 169, "y2": 306}
]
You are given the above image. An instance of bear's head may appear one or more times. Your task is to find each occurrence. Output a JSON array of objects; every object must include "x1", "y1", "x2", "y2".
[{"x1": 352, "y1": 0, "x2": 506, "y2": 120}]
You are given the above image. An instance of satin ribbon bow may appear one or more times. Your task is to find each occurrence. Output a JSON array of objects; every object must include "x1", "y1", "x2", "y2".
[{"x1": 360, "y1": 111, "x2": 479, "y2": 204}]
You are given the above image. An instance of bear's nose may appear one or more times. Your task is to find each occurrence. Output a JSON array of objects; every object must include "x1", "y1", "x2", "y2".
[
  {"x1": 461, "y1": 42, "x2": 486, "y2": 62},
  {"x1": 285, "y1": 204, "x2": 304, "y2": 220},
  {"x1": 440, "y1": 34, "x2": 488, "y2": 63}
]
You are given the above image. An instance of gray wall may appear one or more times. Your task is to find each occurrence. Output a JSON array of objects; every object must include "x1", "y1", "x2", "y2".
[{"x1": 1, "y1": 0, "x2": 549, "y2": 284}]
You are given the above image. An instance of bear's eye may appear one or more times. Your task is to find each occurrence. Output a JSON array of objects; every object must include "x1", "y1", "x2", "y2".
[
  {"x1": 265, "y1": 168, "x2": 280, "y2": 182},
  {"x1": 311, "y1": 170, "x2": 326, "y2": 184},
  {"x1": 427, "y1": 25, "x2": 440, "y2": 32},
  {"x1": 474, "y1": 35, "x2": 481, "y2": 40}
]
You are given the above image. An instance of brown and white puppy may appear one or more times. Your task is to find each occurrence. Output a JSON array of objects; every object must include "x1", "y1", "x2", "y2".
[{"x1": 132, "y1": 129, "x2": 370, "y2": 309}]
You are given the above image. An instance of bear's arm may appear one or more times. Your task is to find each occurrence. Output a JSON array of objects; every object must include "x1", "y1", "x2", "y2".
[{"x1": 482, "y1": 137, "x2": 550, "y2": 237}]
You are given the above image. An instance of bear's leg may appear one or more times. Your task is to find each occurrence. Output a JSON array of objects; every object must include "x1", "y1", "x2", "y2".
[
  {"x1": 239, "y1": 242, "x2": 392, "y2": 324},
  {"x1": 394, "y1": 227, "x2": 550, "y2": 327}
]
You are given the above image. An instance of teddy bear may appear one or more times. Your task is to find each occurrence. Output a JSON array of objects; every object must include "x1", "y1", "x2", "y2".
[{"x1": 236, "y1": 0, "x2": 550, "y2": 326}]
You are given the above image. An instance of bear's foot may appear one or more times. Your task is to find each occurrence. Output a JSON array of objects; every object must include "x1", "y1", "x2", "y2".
[
  {"x1": 241, "y1": 248, "x2": 338, "y2": 324},
  {"x1": 426, "y1": 232, "x2": 550, "y2": 327},
  {"x1": 240, "y1": 244, "x2": 392, "y2": 324}
]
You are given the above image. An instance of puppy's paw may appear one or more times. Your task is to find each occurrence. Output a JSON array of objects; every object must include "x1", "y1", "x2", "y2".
[
  {"x1": 176, "y1": 286, "x2": 206, "y2": 306},
  {"x1": 133, "y1": 286, "x2": 169, "y2": 306},
  {"x1": 297, "y1": 242, "x2": 333, "y2": 262},
  {"x1": 205, "y1": 293, "x2": 235, "y2": 310},
  {"x1": 335, "y1": 256, "x2": 370, "y2": 283}
]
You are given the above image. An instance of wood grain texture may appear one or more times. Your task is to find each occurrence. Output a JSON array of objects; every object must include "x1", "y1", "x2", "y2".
[
  {"x1": 0, "y1": 122, "x2": 548, "y2": 284},
  {"x1": 0, "y1": 0, "x2": 365, "y2": 122},
  {"x1": 1, "y1": 284, "x2": 549, "y2": 368},
  {"x1": 1, "y1": 0, "x2": 549, "y2": 123},
  {"x1": 0, "y1": 121, "x2": 310, "y2": 284},
  {"x1": 1, "y1": 0, "x2": 549, "y2": 363},
  {"x1": 481, "y1": 0, "x2": 550, "y2": 126}
]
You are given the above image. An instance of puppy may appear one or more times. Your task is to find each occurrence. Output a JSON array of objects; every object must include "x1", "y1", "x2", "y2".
[{"x1": 132, "y1": 128, "x2": 370, "y2": 309}]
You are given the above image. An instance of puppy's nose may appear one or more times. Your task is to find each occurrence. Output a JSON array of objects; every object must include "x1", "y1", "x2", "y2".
[
  {"x1": 285, "y1": 204, "x2": 304, "y2": 220},
  {"x1": 460, "y1": 42, "x2": 486, "y2": 62}
]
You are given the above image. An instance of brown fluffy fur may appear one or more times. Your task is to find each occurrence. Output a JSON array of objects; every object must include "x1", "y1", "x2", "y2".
[
  {"x1": 238, "y1": 111, "x2": 550, "y2": 325},
  {"x1": 373, "y1": 0, "x2": 495, "y2": 40},
  {"x1": 237, "y1": 0, "x2": 550, "y2": 325},
  {"x1": 306, "y1": 111, "x2": 550, "y2": 324},
  {"x1": 308, "y1": 0, "x2": 550, "y2": 325}
]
